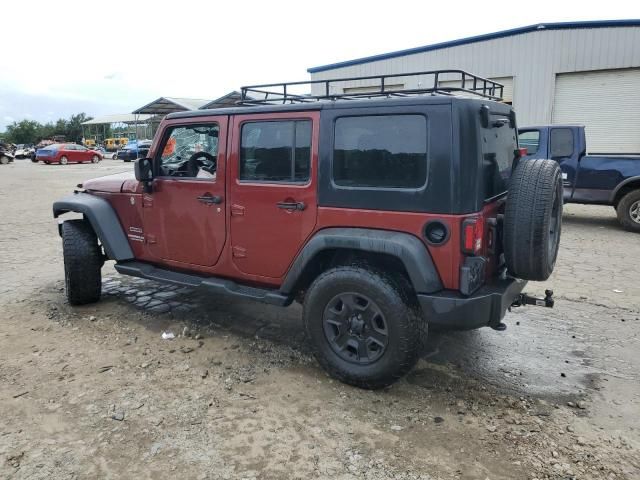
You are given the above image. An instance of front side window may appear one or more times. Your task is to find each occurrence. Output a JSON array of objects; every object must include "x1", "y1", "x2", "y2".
[
  {"x1": 333, "y1": 115, "x2": 428, "y2": 189},
  {"x1": 240, "y1": 120, "x2": 311, "y2": 182},
  {"x1": 518, "y1": 130, "x2": 540, "y2": 155},
  {"x1": 158, "y1": 124, "x2": 219, "y2": 178}
]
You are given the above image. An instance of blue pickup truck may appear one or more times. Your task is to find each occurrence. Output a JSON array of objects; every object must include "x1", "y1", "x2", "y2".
[{"x1": 518, "y1": 125, "x2": 640, "y2": 232}]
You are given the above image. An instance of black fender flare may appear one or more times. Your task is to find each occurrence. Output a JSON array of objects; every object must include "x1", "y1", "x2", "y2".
[
  {"x1": 53, "y1": 193, "x2": 134, "y2": 261},
  {"x1": 610, "y1": 175, "x2": 640, "y2": 204},
  {"x1": 280, "y1": 228, "x2": 442, "y2": 295}
]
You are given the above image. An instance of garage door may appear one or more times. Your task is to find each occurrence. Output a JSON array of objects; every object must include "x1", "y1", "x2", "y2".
[
  {"x1": 438, "y1": 76, "x2": 513, "y2": 103},
  {"x1": 553, "y1": 69, "x2": 640, "y2": 154}
]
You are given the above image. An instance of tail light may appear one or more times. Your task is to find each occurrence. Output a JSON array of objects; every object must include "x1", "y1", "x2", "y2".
[
  {"x1": 462, "y1": 218, "x2": 484, "y2": 255},
  {"x1": 516, "y1": 147, "x2": 528, "y2": 157}
]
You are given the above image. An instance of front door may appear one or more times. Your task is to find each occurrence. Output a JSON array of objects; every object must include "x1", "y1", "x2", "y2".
[
  {"x1": 143, "y1": 119, "x2": 227, "y2": 267},
  {"x1": 228, "y1": 112, "x2": 319, "y2": 279}
]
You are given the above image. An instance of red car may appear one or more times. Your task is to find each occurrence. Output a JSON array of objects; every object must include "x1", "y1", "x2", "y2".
[{"x1": 36, "y1": 143, "x2": 102, "y2": 165}]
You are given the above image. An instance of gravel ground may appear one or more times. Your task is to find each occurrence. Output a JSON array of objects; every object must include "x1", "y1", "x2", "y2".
[{"x1": 1, "y1": 160, "x2": 639, "y2": 479}]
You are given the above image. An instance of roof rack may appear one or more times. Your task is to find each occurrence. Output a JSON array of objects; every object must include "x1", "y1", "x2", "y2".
[{"x1": 239, "y1": 70, "x2": 504, "y2": 105}]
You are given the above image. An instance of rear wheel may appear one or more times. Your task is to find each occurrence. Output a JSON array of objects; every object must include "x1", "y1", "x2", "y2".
[
  {"x1": 503, "y1": 158, "x2": 563, "y2": 281},
  {"x1": 303, "y1": 266, "x2": 425, "y2": 389},
  {"x1": 616, "y1": 190, "x2": 640, "y2": 233},
  {"x1": 60, "y1": 155, "x2": 69, "y2": 165},
  {"x1": 62, "y1": 220, "x2": 103, "y2": 305}
]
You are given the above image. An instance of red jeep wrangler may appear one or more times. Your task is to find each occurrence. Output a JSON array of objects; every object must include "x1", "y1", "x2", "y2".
[{"x1": 53, "y1": 71, "x2": 562, "y2": 389}]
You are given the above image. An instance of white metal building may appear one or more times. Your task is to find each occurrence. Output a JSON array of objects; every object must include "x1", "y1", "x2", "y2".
[{"x1": 308, "y1": 20, "x2": 640, "y2": 154}]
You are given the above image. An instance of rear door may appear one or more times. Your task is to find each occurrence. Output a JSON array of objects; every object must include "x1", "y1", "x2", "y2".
[{"x1": 228, "y1": 112, "x2": 319, "y2": 278}]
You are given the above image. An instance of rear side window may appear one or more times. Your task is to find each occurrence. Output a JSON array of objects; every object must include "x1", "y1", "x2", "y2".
[
  {"x1": 518, "y1": 130, "x2": 540, "y2": 155},
  {"x1": 550, "y1": 128, "x2": 574, "y2": 158},
  {"x1": 240, "y1": 120, "x2": 311, "y2": 183},
  {"x1": 333, "y1": 115, "x2": 427, "y2": 189}
]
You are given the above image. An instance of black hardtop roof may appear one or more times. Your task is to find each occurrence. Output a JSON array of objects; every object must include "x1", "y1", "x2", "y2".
[{"x1": 167, "y1": 94, "x2": 499, "y2": 120}]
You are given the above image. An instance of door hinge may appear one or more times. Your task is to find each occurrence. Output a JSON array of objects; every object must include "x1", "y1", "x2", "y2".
[
  {"x1": 232, "y1": 246, "x2": 247, "y2": 258},
  {"x1": 231, "y1": 204, "x2": 245, "y2": 216}
]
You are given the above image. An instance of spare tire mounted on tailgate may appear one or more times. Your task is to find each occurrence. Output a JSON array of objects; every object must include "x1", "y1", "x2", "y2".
[{"x1": 504, "y1": 158, "x2": 563, "y2": 281}]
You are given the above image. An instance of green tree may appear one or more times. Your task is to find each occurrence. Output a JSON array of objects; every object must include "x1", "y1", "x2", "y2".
[
  {"x1": 66, "y1": 113, "x2": 93, "y2": 143},
  {"x1": 5, "y1": 120, "x2": 41, "y2": 144}
]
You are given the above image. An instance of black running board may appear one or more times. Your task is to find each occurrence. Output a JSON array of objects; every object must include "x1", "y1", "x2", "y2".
[{"x1": 114, "y1": 261, "x2": 292, "y2": 306}]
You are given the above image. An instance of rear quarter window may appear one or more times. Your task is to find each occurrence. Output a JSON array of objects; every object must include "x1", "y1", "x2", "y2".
[{"x1": 332, "y1": 114, "x2": 428, "y2": 189}]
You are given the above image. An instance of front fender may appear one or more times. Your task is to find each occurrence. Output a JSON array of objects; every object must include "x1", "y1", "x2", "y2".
[
  {"x1": 53, "y1": 192, "x2": 134, "y2": 261},
  {"x1": 280, "y1": 228, "x2": 443, "y2": 295}
]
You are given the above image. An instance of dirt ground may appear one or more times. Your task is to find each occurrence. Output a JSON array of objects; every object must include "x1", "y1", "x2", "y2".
[{"x1": 1, "y1": 160, "x2": 638, "y2": 480}]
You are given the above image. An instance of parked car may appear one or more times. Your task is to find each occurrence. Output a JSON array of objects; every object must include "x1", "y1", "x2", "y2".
[
  {"x1": 519, "y1": 125, "x2": 640, "y2": 232},
  {"x1": 53, "y1": 71, "x2": 560, "y2": 389},
  {"x1": 117, "y1": 140, "x2": 152, "y2": 162},
  {"x1": 0, "y1": 142, "x2": 15, "y2": 164},
  {"x1": 93, "y1": 145, "x2": 117, "y2": 160},
  {"x1": 36, "y1": 143, "x2": 103, "y2": 165},
  {"x1": 15, "y1": 144, "x2": 30, "y2": 158}
]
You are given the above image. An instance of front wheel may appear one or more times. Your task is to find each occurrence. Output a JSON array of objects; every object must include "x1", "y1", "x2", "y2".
[
  {"x1": 0, "y1": 156, "x2": 9, "y2": 165},
  {"x1": 303, "y1": 266, "x2": 425, "y2": 389},
  {"x1": 616, "y1": 190, "x2": 640, "y2": 233},
  {"x1": 62, "y1": 220, "x2": 103, "y2": 305},
  {"x1": 91, "y1": 155, "x2": 100, "y2": 163}
]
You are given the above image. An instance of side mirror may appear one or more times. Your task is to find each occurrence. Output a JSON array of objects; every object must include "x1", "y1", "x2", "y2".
[{"x1": 134, "y1": 158, "x2": 154, "y2": 192}]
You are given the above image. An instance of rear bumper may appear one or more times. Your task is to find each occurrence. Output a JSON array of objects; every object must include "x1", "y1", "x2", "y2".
[{"x1": 417, "y1": 277, "x2": 527, "y2": 330}]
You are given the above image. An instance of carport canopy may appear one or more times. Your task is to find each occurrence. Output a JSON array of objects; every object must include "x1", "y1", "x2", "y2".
[
  {"x1": 132, "y1": 97, "x2": 212, "y2": 115},
  {"x1": 199, "y1": 91, "x2": 245, "y2": 109},
  {"x1": 82, "y1": 114, "x2": 155, "y2": 126}
]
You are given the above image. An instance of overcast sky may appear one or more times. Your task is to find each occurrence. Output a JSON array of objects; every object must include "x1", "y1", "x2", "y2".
[{"x1": 1, "y1": 0, "x2": 638, "y2": 130}]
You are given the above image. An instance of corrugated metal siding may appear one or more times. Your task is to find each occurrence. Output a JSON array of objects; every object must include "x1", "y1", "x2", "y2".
[
  {"x1": 553, "y1": 68, "x2": 640, "y2": 154},
  {"x1": 310, "y1": 27, "x2": 640, "y2": 127},
  {"x1": 438, "y1": 76, "x2": 513, "y2": 102}
]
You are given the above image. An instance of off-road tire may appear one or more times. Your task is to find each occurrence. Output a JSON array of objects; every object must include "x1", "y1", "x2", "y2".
[
  {"x1": 62, "y1": 220, "x2": 103, "y2": 305},
  {"x1": 303, "y1": 266, "x2": 425, "y2": 389},
  {"x1": 616, "y1": 190, "x2": 640, "y2": 233},
  {"x1": 504, "y1": 158, "x2": 563, "y2": 281}
]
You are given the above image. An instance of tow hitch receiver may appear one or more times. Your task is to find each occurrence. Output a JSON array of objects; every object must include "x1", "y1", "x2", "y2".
[
  {"x1": 511, "y1": 289, "x2": 555, "y2": 308},
  {"x1": 492, "y1": 290, "x2": 554, "y2": 331}
]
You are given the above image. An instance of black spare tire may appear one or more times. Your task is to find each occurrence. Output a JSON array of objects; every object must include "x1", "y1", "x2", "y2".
[{"x1": 504, "y1": 158, "x2": 563, "y2": 281}]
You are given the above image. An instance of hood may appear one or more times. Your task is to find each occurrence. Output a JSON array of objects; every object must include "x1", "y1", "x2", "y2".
[{"x1": 83, "y1": 171, "x2": 141, "y2": 194}]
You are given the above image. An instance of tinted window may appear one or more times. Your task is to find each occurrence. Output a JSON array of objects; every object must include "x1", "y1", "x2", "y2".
[
  {"x1": 333, "y1": 115, "x2": 427, "y2": 189},
  {"x1": 240, "y1": 120, "x2": 311, "y2": 182},
  {"x1": 518, "y1": 130, "x2": 540, "y2": 155},
  {"x1": 482, "y1": 120, "x2": 517, "y2": 199},
  {"x1": 550, "y1": 128, "x2": 574, "y2": 158}
]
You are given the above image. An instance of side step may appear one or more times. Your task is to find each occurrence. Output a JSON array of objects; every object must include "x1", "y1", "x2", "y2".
[{"x1": 114, "y1": 261, "x2": 292, "y2": 307}]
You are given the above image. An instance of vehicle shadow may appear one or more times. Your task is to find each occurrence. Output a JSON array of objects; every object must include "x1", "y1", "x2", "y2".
[{"x1": 98, "y1": 275, "x2": 593, "y2": 402}]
